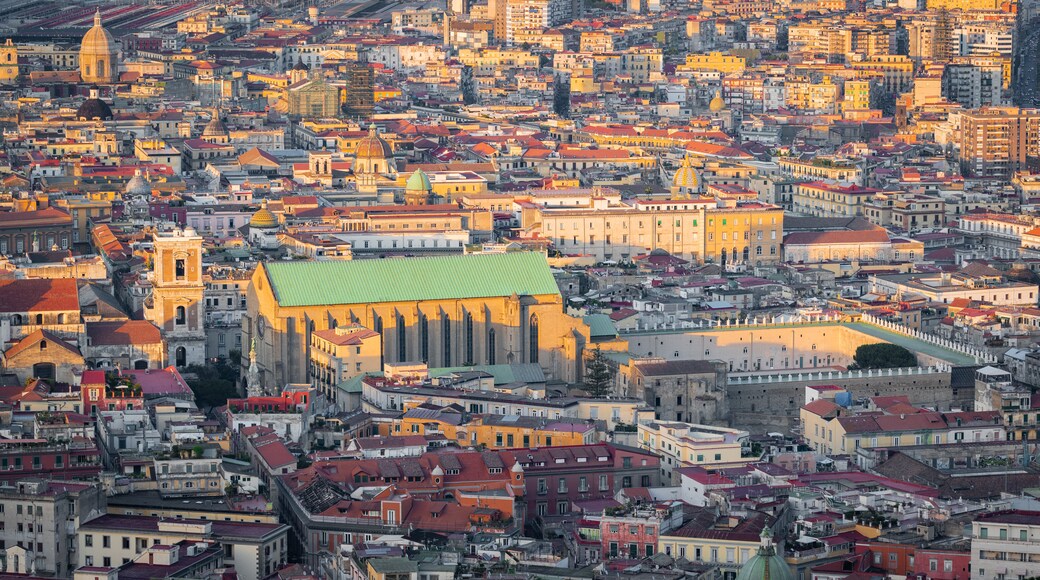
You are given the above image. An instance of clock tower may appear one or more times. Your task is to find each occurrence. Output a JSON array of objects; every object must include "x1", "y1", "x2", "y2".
[{"x1": 147, "y1": 228, "x2": 206, "y2": 367}]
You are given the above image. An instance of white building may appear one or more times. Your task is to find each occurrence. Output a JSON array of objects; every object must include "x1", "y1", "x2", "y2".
[
  {"x1": 971, "y1": 510, "x2": 1040, "y2": 580},
  {"x1": 77, "y1": 515, "x2": 288, "y2": 580}
]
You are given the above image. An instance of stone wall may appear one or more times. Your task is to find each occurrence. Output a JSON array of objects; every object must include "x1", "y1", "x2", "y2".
[{"x1": 726, "y1": 368, "x2": 967, "y2": 434}]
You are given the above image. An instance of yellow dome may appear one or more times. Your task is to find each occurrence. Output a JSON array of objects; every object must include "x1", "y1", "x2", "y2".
[
  {"x1": 79, "y1": 9, "x2": 118, "y2": 84},
  {"x1": 709, "y1": 91, "x2": 726, "y2": 113},
  {"x1": 673, "y1": 156, "x2": 698, "y2": 190},
  {"x1": 250, "y1": 200, "x2": 278, "y2": 229},
  {"x1": 355, "y1": 125, "x2": 392, "y2": 160}
]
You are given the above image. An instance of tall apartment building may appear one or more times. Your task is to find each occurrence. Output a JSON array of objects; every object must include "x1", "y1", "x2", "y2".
[
  {"x1": 0, "y1": 480, "x2": 105, "y2": 578},
  {"x1": 957, "y1": 107, "x2": 1040, "y2": 178},
  {"x1": 943, "y1": 62, "x2": 1004, "y2": 109},
  {"x1": 504, "y1": 0, "x2": 581, "y2": 44}
]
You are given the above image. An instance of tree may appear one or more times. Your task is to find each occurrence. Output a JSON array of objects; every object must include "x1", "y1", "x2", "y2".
[
  {"x1": 851, "y1": 343, "x2": 917, "y2": 370},
  {"x1": 584, "y1": 346, "x2": 615, "y2": 397},
  {"x1": 185, "y1": 357, "x2": 241, "y2": 409}
]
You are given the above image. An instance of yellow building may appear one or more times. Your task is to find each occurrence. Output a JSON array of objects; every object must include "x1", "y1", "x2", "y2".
[
  {"x1": 800, "y1": 398, "x2": 1006, "y2": 455},
  {"x1": 848, "y1": 56, "x2": 914, "y2": 94},
  {"x1": 383, "y1": 409, "x2": 597, "y2": 449},
  {"x1": 786, "y1": 79, "x2": 839, "y2": 113},
  {"x1": 63, "y1": 196, "x2": 112, "y2": 245},
  {"x1": 926, "y1": 0, "x2": 1001, "y2": 9},
  {"x1": 393, "y1": 170, "x2": 488, "y2": 202},
  {"x1": 678, "y1": 52, "x2": 747, "y2": 75},
  {"x1": 638, "y1": 422, "x2": 750, "y2": 484},
  {"x1": 523, "y1": 196, "x2": 783, "y2": 265},
  {"x1": 843, "y1": 79, "x2": 872, "y2": 111},
  {"x1": 310, "y1": 325, "x2": 383, "y2": 405},
  {"x1": 245, "y1": 252, "x2": 592, "y2": 388},
  {"x1": 780, "y1": 158, "x2": 863, "y2": 185},
  {"x1": 457, "y1": 48, "x2": 539, "y2": 74}
]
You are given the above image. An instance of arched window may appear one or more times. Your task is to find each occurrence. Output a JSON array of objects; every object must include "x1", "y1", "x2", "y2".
[
  {"x1": 175, "y1": 259, "x2": 186, "y2": 280},
  {"x1": 35, "y1": 314, "x2": 42, "y2": 325},
  {"x1": 40, "y1": 340, "x2": 47, "y2": 351},
  {"x1": 134, "y1": 360, "x2": 148, "y2": 370},
  {"x1": 742, "y1": 247, "x2": 750, "y2": 261},
  {"x1": 442, "y1": 316, "x2": 451, "y2": 366},
  {"x1": 175, "y1": 347, "x2": 187, "y2": 367},
  {"x1": 397, "y1": 314, "x2": 406, "y2": 361},
  {"x1": 755, "y1": 246, "x2": 762, "y2": 256},
  {"x1": 487, "y1": 328, "x2": 496, "y2": 365},
  {"x1": 175, "y1": 306, "x2": 186, "y2": 325},
  {"x1": 529, "y1": 314, "x2": 539, "y2": 363},
  {"x1": 372, "y1": 315, "x2": 384, "y2": 365},
  {"x1": 464, "y1": 312, "x2": 474, "y2": 365},
  {"x1": 57, "y1": 313, "x2": 65, "y2": 324},
  {"x1": 419, "y1": 314, "x2": 429, "y2": 362}
]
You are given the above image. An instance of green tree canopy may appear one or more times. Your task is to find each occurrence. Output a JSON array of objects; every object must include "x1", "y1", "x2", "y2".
[
  {"x1": 851, "y1": 343, "x2": 917, "y2": 370},
  {"x1": 185, "y1": 357, "x2": 241, "y2": 409}
]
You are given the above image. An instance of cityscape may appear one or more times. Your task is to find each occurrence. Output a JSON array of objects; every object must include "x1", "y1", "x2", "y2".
[{"x1": 4, "y1": 0, "x2": 1040, "y2": 579}]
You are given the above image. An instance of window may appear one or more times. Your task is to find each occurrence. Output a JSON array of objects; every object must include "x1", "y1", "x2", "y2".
[
  {"x1": 175, "y1": 259, "x2": 186, "y2": 279},
  {"x1": 599, "y1": 475, "x2": 609, "y2": 490},
  {"x1": 529, "y1": 314, "x2": 539, "y2": 363},
  {"x1": 464, "y1": 312, "x2": 474, "y2": 364},
  {"x1": 176, "y1": 306, "x2": 186, "y2": 325}
]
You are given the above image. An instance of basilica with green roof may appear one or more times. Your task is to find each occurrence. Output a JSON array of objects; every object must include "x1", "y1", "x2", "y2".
[{"x1": 244, "y1": 251, "x2": 595, "y2": 390}]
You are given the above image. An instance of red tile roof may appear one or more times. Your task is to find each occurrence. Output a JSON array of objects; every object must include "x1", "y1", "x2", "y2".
[
  {"x1": 0, "y1": 207, "x2": 72, "y2": 227},
  {"x1": 86, "y1": 320, "x2": 162, "y2": 346},
  {"x1": 0, "y1": 278, "x2": 79, "y2": 313}
]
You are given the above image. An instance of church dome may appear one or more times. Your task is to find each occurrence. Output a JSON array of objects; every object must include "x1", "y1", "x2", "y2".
[
  {"x1": 79, "y1": 9, "x2": 118, "y2": 84},
  {"x1": 709, "y1": 91, "x2": 726, "y2": 113},
  {"x1": 405, "y1": 168, "x2": 432, "y2": 192},
  {"x1": 672, "y1": 156, "x2": 698, "y2": 191},
  {"x1": 203, "y1": 115, "x2": 227, "y2": 137},
  {"x1": 125, "y1": 169, "x2": 151, "y2": 195},
  {"x1": 735, "y1": 529, "x2": 793, "y2": 580},
  {"x1": 76, "y1": 88, "x2": 113, "y2": 121},
  {"x1": 250, "y1": 200, "x2": 278, "y2": 229},
  {"x1": 355, "y1": 125, "x2": 392, "y2": 160}
]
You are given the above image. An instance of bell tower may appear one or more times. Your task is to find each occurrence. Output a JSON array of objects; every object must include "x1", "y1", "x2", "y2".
[{"x1": 148, "y1": 228, "x2": 206, "y2": 368}]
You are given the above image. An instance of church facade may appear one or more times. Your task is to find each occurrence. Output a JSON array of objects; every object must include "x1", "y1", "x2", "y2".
[{"x1": 243, "y1": 252, "x2": 591, "y2": 390}]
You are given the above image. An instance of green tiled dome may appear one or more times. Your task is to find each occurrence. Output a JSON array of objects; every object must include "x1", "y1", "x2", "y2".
[
  {"x1": 406, "y1": 169, "x2": 432, "y2": 192},
  {"x1": 735, "y1": 528, "x2": 793, "y2": 580}
]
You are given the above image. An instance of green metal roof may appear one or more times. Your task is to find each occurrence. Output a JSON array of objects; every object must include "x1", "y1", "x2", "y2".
[
  {"x1": 264, "y1": 252, "x2": 560, "y2": 307},
  {"x1": 429, "y1": 363, "x2": 546, "y2": 385},
  {"x1": 583, "y1": 314, "x2": 618, "y2": 338}
]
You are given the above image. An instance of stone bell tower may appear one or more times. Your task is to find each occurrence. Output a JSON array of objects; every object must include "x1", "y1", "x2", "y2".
[{"x1": 148, "y1": 228, "x2": 206, "y2": 368}]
